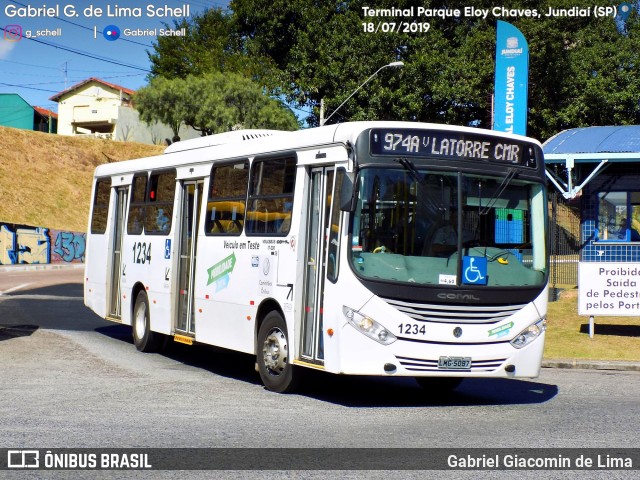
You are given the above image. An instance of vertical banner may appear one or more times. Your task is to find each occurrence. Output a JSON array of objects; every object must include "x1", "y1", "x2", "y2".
[{"x1": 493, "y1": 21, "x2": 529, "y2": 136}]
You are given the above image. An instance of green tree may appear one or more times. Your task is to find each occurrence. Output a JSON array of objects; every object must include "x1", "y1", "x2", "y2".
[
  {"x1": 134, "y1": 72, "x2": 299, "y2": 138},
  {"x1": 231, "y1": 0, "x2": 501, "y2": 126},
  {"x1": 187, "y1": 72, "x2": 299, "y2": 133},
  {"x1": 147, "y1": 0, "x2": 640, "y2": 140},
  {"x1": 148, "y1": 8, "x2": 233, "y2": 78},
  {"x1": 134, "y1": 76, "x2": 187, "y2": 140},
  {"x1": 231, "y1": 0, "x2": 640, "y2": 138},
  {"x1": 148, "y1": 7, "x2": 277, "y2": 82}
]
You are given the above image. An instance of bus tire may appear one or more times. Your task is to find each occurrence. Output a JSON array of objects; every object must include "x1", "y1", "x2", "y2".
[
  {"x1": 415, "y1": 377, "x2": 463, "y2": 393},
  {"x1": 257, "y1": 311, "x2": 298, "y2": 393},
  {"x1": 132, "y1": 291, "x2": 162, "y2": 353}
]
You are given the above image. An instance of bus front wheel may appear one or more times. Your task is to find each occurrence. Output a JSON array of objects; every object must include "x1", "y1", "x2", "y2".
[
  {"x1": 257, "y1": 311, "x2": 298, "y2": 393},
  {"x1": 132, "y1": 291, "x2": 162, "y2": 353}
]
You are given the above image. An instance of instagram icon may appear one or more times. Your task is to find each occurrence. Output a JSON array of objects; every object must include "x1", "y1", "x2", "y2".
[{"x1": 4, "y1": 24, "x2": 22, "y2": 41}]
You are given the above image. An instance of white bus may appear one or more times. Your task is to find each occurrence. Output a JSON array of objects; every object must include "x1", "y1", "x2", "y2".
[{"x1": 84, "y1": 121, "x2": 548, "y2": 393}]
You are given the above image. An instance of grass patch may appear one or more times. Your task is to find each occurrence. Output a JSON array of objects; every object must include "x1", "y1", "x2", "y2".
[{"x1": 545, "y1": 288, "x2": 640, "y2": 361}]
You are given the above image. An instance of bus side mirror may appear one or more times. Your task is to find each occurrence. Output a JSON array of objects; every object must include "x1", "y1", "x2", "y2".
[{"x1": 339, "y1": 168, "x2": 356, "y2": 212}]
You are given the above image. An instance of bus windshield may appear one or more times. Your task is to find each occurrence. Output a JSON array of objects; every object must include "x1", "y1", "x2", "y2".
[{"x1": 349, "y1": 167, "x2": 547, "y2": 288}]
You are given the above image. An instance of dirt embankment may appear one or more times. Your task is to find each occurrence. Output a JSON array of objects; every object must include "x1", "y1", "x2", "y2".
[{"x1": 0, "y1": 126, "x2": 163, "y2": 231}]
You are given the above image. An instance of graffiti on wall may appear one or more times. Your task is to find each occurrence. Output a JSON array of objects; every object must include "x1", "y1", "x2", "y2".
[
  {"x1": 52, "y1": 231, "x2": 85, "y2": 263},
  {"x1": 0, "y1": 223, "x2": 85, "y2": 265},
  {"x1": 0, "y1": 225, "x2": 49, "y2": 264}
]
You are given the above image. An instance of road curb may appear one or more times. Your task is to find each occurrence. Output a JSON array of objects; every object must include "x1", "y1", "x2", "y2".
[
  {"x1": 0, "y1": 264, "x2": 84, "y2": 273},
  {"x1": 542, "y1": 359, "x2": 640, "y2": 372}
]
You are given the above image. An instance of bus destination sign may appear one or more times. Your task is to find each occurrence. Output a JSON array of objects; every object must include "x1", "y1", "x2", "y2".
[{"x1": 370, "y1": 129, "x2": 537, "y2": 168}]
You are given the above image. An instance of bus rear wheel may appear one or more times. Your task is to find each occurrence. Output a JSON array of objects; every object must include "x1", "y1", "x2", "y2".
[
  {"x1": 257, "y1": 311, "x2": 298, "y2": 393},
  {"x1": 132, "y1": 291, "x2": 163, "y2": 353},
  {"x1": 415, "y1": 377, "x2": 463, "y2": 393}
]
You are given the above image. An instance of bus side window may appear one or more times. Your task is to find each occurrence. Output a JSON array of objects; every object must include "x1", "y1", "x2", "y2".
[
  {"x1": 144, "y1": 170, "x2": 176, "y2": 235},
  {"x1": 205, "y1": 161, "x2": 249, "y2": 236},
  {"x1": 246, "y1": 157, "x2": 296, "y2": 236},
  {"x1": 127, "y1": 174, "x2": 147, "y2": 235},
  {"x1": 327, "y1": 169, "x2": 344, "y2": 282},
  {"x1": 90, "y1": 178, "x2": 112, "y2": 234}
]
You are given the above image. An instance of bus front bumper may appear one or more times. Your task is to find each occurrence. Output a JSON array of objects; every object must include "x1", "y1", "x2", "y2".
[{"x1": 335, "y1": 327, "x2": 546, "y2": 379}]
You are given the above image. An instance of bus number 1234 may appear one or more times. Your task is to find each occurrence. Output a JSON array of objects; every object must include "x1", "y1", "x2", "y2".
[{"x1": 133, "y1": 242, "x2": 152, "y2": 265}]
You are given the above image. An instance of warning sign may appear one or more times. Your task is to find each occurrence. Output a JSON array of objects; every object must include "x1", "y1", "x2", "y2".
[{"x1": 578, "y1": 262, "x2": 640, "y2": 316}]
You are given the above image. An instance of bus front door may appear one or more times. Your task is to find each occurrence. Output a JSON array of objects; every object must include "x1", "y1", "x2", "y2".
[
  {"x1": 301, "y1": 167, "x2": 334, "y2": 364},
  {"x1": 108, "y1": 186, "x2": 128, "y2": 320},
  {"x1": 176, "y1": 180, "x2": 204, "y2": 336}
]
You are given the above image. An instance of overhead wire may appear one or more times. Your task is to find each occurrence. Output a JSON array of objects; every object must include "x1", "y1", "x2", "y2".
[
  {"x1": 0, "y1": 58, "x2": 143, "y2": 74},
  {"x1": 0, "y1": 27, "x2": 151, "y2": 72},
  {"x1": 6, "y1": 0, "x2": 154, "y2": 48},
  {"x1": 0, "y1": 1, "x2": 305, "y2": 116}
]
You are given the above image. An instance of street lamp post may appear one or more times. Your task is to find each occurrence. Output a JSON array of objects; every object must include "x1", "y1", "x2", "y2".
[{"x1": 320, "y1": 61, "x2": 404, "y2": 126}]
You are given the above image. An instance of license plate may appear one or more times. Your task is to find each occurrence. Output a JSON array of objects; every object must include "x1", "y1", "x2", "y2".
[{"x1": 438, "y1": 356, "x2": 471, "y2": 370}]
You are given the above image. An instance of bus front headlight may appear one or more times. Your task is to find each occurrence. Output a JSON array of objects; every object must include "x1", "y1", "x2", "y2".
[
  {"x1": 510, "y1": 318, "x2": 547, "y2": 349},
  {"x1": 343, "y1": 306, "x2": 397, "y2": 345}
]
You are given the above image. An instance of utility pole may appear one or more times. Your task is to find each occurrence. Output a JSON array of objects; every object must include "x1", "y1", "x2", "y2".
[{"x1": 62, "y1": 62, "x2": 68, "y2": 89}]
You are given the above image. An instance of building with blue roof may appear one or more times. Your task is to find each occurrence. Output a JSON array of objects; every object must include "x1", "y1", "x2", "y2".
[{"x1": 544, "y1": 125, "x2": 640, "y2": 264}]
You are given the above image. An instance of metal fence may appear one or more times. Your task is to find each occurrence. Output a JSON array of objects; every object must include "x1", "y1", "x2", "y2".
[{"x1": 549, "y1": 190, "x2": 580, "y2": 293}]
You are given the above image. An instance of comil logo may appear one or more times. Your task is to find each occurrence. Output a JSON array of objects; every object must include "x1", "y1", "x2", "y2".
[
  {"x1": 8, "y1": 450, "x2": 40, "y2": 468},
  {"x1": 4, "y1": 24, "x2": 22, "y2": 41}
]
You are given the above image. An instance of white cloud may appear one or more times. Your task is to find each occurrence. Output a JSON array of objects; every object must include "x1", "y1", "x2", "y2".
[{"x1": 0, "y1": 40, "x2": 18, "y2": 60}]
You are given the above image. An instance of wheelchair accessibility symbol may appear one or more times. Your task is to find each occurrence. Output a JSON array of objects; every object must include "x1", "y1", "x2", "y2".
[{"x1": 462, "y1": 256, "x2": 487, "y2": 285}]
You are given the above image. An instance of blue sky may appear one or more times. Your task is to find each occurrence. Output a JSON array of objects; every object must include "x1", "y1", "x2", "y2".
[{"x1": 0, "y1": 1, "x2": 228, "y2": 113}]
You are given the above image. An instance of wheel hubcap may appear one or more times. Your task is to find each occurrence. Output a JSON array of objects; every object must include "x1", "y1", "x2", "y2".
[
  {"x1": 135, "y1": 302, "x2": 146, "y2": 340},
  {"x1": 262, "y1": 327, "x2": 288, "y2": 375}
]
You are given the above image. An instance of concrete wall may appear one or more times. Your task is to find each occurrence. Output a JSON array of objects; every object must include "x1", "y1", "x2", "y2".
[
  {"x1": 0, "y1": 222, "x2": 85, "y2": 265},
  {"x1": 115, "y1": 107, "x2": 200, "y2": 144}
]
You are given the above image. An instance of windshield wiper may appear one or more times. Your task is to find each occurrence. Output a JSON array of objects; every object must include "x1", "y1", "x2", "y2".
[
  {"x1": 394, "y1": 157, "x2": 444, "y2": 216},
  {"x1": 395, "y1": 157, "x2": 424, "y2": 185},
  {"x1": 479, "y1": 168, "x2": 518, "y2": 215}
]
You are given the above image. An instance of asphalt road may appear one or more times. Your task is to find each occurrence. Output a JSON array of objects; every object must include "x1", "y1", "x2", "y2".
[{"x1": 0, "y1": 268, "x2": 639, "y2": 479}]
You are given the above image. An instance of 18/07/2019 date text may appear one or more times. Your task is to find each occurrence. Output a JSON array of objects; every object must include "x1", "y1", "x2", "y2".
[{"x1": 363, "y1": 22, "x2": 430, "y2": 33}]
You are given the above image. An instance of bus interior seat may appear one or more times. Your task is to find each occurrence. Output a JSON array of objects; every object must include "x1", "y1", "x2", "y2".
[
  {"x1": 210, "y1": 220, "x2": 226, "y2": 234},
  {"x1": 226, "y1": 220, "x2": 242, "y2": 234},
  {"x1": 278, "y1": 213, "x2": 292, "y2": 233}
]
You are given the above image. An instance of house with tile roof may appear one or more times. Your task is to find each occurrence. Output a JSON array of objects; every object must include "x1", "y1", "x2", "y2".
[
  {"x1": 50, "y1": 77, "x2": 197, "y2": 144},
  {"x1": 50, "y1": 77, "x2": 134, "y2": 138}
]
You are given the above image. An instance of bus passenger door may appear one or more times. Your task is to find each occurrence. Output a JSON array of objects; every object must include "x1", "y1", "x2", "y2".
[
  {"x1": 176, "y1": 180, "x2": 204, "y2": 335},
  {"x1": 108, "y1": 186, "x2": 128, "y2": 320},
  {"x1": 301, "y1": 167, "x2": 334, "y2": 363}
]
